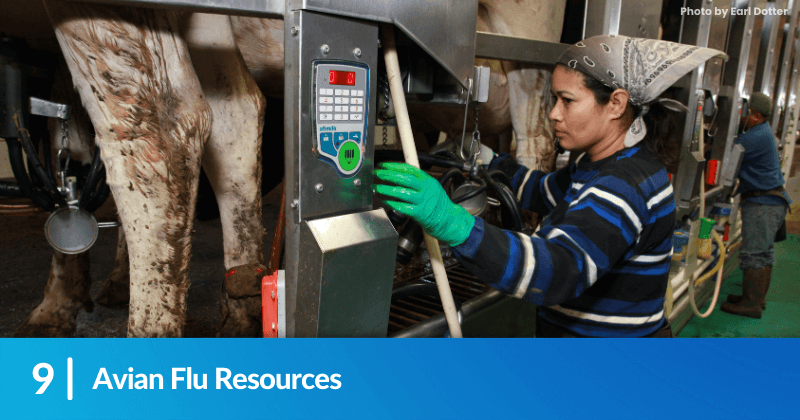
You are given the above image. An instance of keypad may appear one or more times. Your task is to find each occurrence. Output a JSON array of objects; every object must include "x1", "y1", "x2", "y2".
[
  {"x1": 314, "y1": 63, "x2": 367, "y2": 176},
  {"x1": 317, "y1": 87, "x2": 366, "y2": 124}
]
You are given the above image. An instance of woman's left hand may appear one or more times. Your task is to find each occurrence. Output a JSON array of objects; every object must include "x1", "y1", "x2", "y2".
[{"x1": 374, "y1": 162, "x2": 475, "y2": 247}]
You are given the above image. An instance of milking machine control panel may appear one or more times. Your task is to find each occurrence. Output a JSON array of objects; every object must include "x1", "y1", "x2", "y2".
[{"x1": 312, "y1": 61, "x2": 369, "y2": 177}]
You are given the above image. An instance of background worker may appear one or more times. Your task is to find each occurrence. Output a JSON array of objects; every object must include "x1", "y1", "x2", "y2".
[
  {"x1": 721, "y1": 92, "x2": 791, "y2": 319},
  {"x1": 376, "y1": 35, "x2": 725, "y2": 337}
]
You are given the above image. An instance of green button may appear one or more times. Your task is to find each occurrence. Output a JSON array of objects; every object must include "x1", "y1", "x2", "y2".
[{"x1": 338, "y1": 141, "x2": 361, "y2": 172}]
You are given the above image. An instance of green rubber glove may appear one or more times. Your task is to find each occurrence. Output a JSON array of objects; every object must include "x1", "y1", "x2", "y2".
[{"x1": 374, "y1": 162, "x2": 475, "y2": 247}]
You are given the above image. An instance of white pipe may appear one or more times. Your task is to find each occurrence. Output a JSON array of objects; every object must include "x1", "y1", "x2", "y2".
[{"x1": 381, "y1": 24, "x2": 463, "y2": 338}]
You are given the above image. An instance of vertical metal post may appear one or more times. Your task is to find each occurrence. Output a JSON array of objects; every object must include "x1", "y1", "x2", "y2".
[
  {"x1": 583, "y1": 0, "x2": 621, "y2": 37},
  {"x1": 715, "y1": 0, "x2": 759, "y2": 187},
  {"x1": 780, "y1": 36, "x2": 800, "y2": 177},
  {"x1": 770, "y1": 0, "x2": 799, "y2": 132},
  {"x1": 753, "y1": 0, "x2": 785, "y2": 97},
  {"x1": 672, "y1": 0, "x2": 715, "y2": 208}
]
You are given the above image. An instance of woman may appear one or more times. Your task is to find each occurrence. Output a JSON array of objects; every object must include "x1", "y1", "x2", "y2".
[{"x1": 376, "y1": 35, "x2": 726, "y2": 337}]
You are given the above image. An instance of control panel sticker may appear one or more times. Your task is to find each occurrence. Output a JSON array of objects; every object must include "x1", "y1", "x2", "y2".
[
  {"x1": 312, "y1": 60, "x2": 369, "y2": 178},
  {"x1": 338, "y1": 141, "x2": 361, "y2": 172}
]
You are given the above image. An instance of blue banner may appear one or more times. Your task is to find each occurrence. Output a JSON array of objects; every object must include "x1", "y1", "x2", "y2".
[{"x1": 1, "y1": 338, "x2": 797, "y2": 419}]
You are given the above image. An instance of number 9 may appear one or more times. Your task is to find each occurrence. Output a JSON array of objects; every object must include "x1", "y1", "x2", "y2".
[{"x1": 33, "y1": 363, "x2": 53, "y2": 394}]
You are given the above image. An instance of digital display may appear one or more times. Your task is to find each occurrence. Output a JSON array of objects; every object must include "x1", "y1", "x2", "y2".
[{"x1": 329, "y1": 70, "x2": 355, "y2": 86}]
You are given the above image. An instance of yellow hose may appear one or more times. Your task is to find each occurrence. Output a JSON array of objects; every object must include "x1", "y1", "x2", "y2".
[{"x1": 688, "y1": 230, "x2": 725, "y2": 318}]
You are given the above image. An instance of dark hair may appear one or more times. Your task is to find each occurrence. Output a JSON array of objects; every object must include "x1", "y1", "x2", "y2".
[{"x1": 571, "y1": 66, "x2": 680, "y2": 166}]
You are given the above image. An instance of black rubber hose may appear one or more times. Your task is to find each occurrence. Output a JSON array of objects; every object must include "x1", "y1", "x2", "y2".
[
  {"x1": 15, "y1": 113, "x2": 67, "y2": 208},
  {"x1": 41, "y1": 133, "x2": 53, "y2": 180},
  {"x1": 0, "y1": 181, "x2": 23, "y2": 197},
  {"x1": 432, "y1": 149, "x2": 461, "y2": 163},
  {"x1": 488, "y1": 170, "x2": 513, "y2": 189},
  {"x1": 25, "y1": 135, "x2": 41, "y2": 187},
  {"x1": 375, "y1": 149, "x2": 464, "y2": 170},
  {"x1": 438, "y1": 167, "x2": 464, "y2": 190},
  {"x1": 480, "y1": 166, "x2": 524, "y2": 232},
  {"x1": 451, "y1": 178, "x2": 488, "y2": 204},
  {"x1": 79, "y1": 147, "x2": 103, "y2": 210},
  {"x1": 4, "y1": 137, "x2": 56, "y2": 210},
  {"x1": 85, "y1": 171, "x2": 111, "y2": 213}
]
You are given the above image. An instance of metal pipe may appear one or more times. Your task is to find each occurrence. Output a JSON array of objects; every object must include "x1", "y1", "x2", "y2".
[
  {"x1": 391, "y1": 290, "x2": 504, "y2": 338},
  {"x1": 703, "y1": 185, "x2": 725, "y2": 202}
]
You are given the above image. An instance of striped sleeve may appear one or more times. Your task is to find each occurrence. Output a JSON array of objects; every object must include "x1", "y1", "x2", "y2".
[
  {"x1": 453, "y1": 173, "x2": 647, "y2": 306},
  {"x1": 489, "y1": 153, "x2": 571, "y2": 216}
]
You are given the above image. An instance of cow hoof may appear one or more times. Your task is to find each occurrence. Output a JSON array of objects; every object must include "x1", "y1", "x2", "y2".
[
  {"x1": 219, "y1": 292, "x2": 262, "y2": 337},
  {"x1": 15, "y1": 313, "x2": 77, "y2": 338},
  {"x1": 95, "y1": 276, "x2": 130, "y2": 307},
  {"x1": 218, "y1": 264, "x2": 265, "y2": 337}
]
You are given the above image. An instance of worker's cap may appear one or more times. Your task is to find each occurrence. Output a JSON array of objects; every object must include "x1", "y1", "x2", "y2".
[{"x1": 748, "y1": 92, "x2": 772, "y2": 117}]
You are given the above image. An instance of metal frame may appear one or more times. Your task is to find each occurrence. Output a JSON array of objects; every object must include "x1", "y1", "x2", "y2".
[
  {"x1": 714, "y1": 0, "x2": 757, "y2": 187},
  {"x1": 770, "y1": 0, "x2": 799, "y2": 133},
  {"x1": 672, "y1": 0, "x2": 715, "y2": 209}
]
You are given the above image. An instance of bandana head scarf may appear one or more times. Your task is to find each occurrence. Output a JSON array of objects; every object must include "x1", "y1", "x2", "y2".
[{"x1": 556, "y1": 35, "x2": 727, "y2": 147}]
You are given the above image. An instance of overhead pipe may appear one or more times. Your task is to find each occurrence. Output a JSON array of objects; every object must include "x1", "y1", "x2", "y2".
[{"x1": 381, "y1": 23, "x2": 462, "y2": 338}]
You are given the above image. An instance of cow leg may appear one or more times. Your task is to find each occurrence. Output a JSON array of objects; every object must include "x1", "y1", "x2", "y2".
[
  {"x1": 95, "y1": 227, "x2": 130, "y2": 307},
  {"x1": 15, "y1": 251, "x2": 93, "y2": 337},
  {"x1": 45, "y1": 2, "x2": 212, "y2": 337},
  {"x1": 480, "y1": 0, "x2": 566, "y2": 171},
  {"x1": 181, "y1": 13, "x2": 266, "y2": 337}
]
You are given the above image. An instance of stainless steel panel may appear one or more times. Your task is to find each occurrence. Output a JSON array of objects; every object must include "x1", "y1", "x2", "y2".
[
  {"x1": 712, "y1": 0, "x2": 757, "y2": 178},
  {"x1": 753, "y1": 0, "x2": 786, "y2": 96},
  {"x1": 583, "y1": 0, "x2": 621, "y2": 37},
  {"x1": 673, "y1": 0, "x2": 714, "y2": 208},
  {"x1": 720, "y1": 143, "x2": 745, "y2": 187},
  {"x1": 617, "y1": 0, "x2": 661, "y2": 39},
  {"x1": 770, "y1": 0, "x2": 799, "y2": 131},
  {"x1": 300, "y1": 0, "x2": 478, "y2": 89},
  {"x1": 474, "y1": 32, "x2": 568, "y2": 66},
  {"x1": 296, "y1": 209, "x2": 397, "y2": 337},
  {"x1": 779, "y1": 36, "x2": 800, "y2": 174},
  {"x1": 701, "y1": 0, "x2": 732, "y2": 96},
  {"x1": 294, "y1": 11, "x2": 377, "y2": 222},
  {"x1": 284, "y1": 7, "x2": 380, "y2": 337},
  {"x1": 49, "y1": 0, "x2": 285, "y2": 18}
]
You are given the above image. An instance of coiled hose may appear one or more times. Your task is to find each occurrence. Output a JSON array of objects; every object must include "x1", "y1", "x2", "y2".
[{"x1": 688, "y1": 230, "x2": 726, "y2": 318}]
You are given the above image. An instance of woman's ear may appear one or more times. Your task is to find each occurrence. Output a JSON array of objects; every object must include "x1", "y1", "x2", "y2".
[{"x1": 609, "y1": 89, "x2": 630, "y2": 118}]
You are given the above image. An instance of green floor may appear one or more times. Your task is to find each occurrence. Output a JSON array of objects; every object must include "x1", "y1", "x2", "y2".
[{"x1": 678, "y1": 234, "x2": 800, "y2": 337}]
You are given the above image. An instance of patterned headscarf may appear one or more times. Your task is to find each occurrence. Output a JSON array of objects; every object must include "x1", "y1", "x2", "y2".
[{"x1": 556, "y1": 35, "x2": 727, "y2": 147}]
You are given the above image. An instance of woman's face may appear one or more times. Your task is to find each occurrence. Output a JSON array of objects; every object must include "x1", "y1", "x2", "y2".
[{"x1": 549, "y1": 66, "x2": 617, "y2": 155}]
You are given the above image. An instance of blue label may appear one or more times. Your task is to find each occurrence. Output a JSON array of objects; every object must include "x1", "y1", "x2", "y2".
[
  {"x1": 349, "y1": 132, "x2": 362, "y2": 143},
  {"x1": 333, "y1": 132, "x2": 347, "y2": 149},
  {"x1": 319, "y1": 132, "x2": 336, "y2": 157}
]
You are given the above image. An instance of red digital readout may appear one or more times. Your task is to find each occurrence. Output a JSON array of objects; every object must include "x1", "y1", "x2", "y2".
[{"x1": 328, "y1": 70, "x2": 355, "y2": 86}]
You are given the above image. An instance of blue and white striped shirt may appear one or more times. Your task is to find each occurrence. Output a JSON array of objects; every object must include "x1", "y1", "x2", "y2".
[{"x1": 453, "y1": 146, "x2": 676, "y2": 337}]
